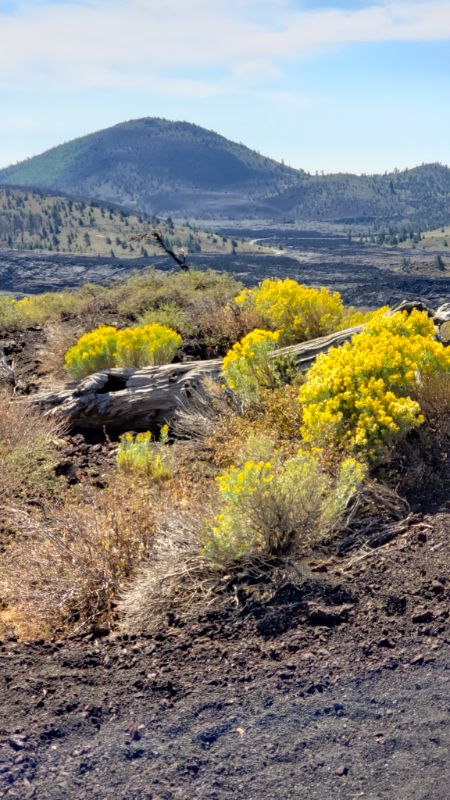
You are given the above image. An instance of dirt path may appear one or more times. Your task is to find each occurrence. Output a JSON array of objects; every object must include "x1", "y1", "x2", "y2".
[{"x1": 1, "y1": 512, "x2": 449, "y2": 799}]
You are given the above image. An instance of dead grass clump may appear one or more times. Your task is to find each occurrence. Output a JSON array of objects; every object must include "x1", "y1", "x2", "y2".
[
  {"x1": 118, "y1": 509, "x2": 218, "y2": 634},
  {"x1": 194, "y1": 300, "x2": 260, "y2": 354},
  {"x1": 0, "y1": 390, "x2": 64, "y2": 502},
  {"x1": 172, "y1": 377, "x2": 232, "y2": 441},
  {"x1": 390, "y1": 373, "x2": 450, "y2": 506},
  {"x1": 0, "y1": 476, "x2": 155, "y2": 637},
  {"x1": 331, "y1": 481, "x2": 411, "y2": 553},
  {"x1": 38, "y1": 321, "x2": 85, "y2": 383}
]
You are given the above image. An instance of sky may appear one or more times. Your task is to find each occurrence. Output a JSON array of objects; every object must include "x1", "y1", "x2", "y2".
[{"x1": 0, "y1": 0, "x2": 450, "y2": 174}]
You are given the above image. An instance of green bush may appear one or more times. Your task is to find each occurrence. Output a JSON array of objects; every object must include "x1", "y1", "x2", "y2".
[
  {"x1": 115, "y1": 268, "x2": 241, "y2": 319},
  {"x1": 203, "y1": 437, "x2": 365, "y2": 564},
  {"x1": 0, "y1": 292, "x2": 89, "y2": 331},
  {"x1": 221, "y1": 328, "x2": 295, "y2": 407},
  {"x1": 137, "y1": 302, "x2": 196, "y2": 337}
]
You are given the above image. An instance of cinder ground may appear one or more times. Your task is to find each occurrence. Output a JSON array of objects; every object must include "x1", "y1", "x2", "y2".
[{"x1": 1, "y1": 512, "x2": 448, "y2": 800}]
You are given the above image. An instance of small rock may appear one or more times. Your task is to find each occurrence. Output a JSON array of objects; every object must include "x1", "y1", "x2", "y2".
[
  {"x1": 378, "y1": 638, "x2": 395, "y2": 649},
  {"x1": 412, "y1": 608, "x2": 434, "y2": 624},
  {"x1": 9, "y1": 737, "x2": 26, "y2": 751},
  {"x1": 334, "y1": 765, "x2": 348, "y2": 776}
]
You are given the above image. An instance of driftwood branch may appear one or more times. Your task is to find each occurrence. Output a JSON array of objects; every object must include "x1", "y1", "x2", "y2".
[{"x1": 32, "y1": 300, "x2": 448, "y2": 432}]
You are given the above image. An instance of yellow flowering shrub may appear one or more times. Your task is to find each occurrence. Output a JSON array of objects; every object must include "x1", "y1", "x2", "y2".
[
  {"x1": 65, "y1": 323, "x2": 182, "y2": 378},
  {"x1": 204, "y1": 441, "x2": 365, "y2": 563},
  {"x1": 64, "y1": 326, "x2": 119, "y2": 377},
  {"x1": 114, "y1": 324, "x2": 182, "y2": 368},
  {"x1": 299, "y1": 309, "x2": 450, "y2": 458},
  {"x1": 221, "y1": 328, "x2": 284, "y2": 406},
  {"x1": 116, "y1": 426, "x2": 172, "y2": 481},
  {"x1": 235, "y1": 278, "x2": 376, "y2": 344}
]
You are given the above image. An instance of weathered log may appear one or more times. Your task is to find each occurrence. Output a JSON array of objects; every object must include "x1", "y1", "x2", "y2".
[
  {"x1": 33, "y1": 326, "x2": 363, "y2": 430},
  {"x1": 32, "y1": 300, "x2": 448, "y2": 432}
]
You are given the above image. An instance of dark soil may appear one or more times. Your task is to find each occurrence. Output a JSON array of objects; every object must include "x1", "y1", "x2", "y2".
[
  {"x1": 0, "y1": 328, "x2": 45, "y2": 394},
  {"x1": 1, "y1": 511, "x2": 448, "y2": 799}
]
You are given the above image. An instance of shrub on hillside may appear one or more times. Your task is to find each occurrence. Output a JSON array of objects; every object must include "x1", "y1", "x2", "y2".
[
  {"x1": 0, "y1": 292, "x2": 89, "y2": 330},
  {"x1": 137, "y1": 302, "x2": 195, "y2": 337},
  {"x1": 115, "y1": 268, "x2": 241, "y2": 319},
  {"x1": 299, "y1": 309, "x2": 450, "y2": 460},
  {"x1": 64, "y1": 323, "x2": 182, "y2": 378}
]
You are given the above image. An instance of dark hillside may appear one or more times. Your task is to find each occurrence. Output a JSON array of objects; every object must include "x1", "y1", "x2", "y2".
[
  {"x1": 1, "y1": 118, "x2": 450, "y2": 228},
  {"x1": 0, "y1": 118, "x2": 299, "y2": 217}
]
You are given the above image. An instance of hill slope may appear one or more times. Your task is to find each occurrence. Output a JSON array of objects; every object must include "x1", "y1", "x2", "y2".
[
  {"x1": 1, "y1": 118, "x2": 450, "y2": 228},
  {"x1": 0, "y1": 186, "x2": 265, "y2": 258},
  {"x1": 0, "y1": 118, "x2": 298, "y2": 220}
]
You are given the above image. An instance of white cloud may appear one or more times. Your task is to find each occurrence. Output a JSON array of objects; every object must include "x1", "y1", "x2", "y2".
[
  {"x1": 232, "y1": 60, "x2": 281, "y2": 81},
  {"x1": 0, "y1": 1, "x2": 449, "y2": 93}
]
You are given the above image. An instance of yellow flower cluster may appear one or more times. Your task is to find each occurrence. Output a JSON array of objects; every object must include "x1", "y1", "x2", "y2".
[
  {"x1": 65, "y1": 323, "x2": 182, "y2": 378},
  {"x1": 114, "y1": 324, "x2": 182, "y2": 369},
  {"x1": 235, "y1": 278, "x2": 368, "y2": 344},
  {"x1": 208, "y1": 458, "x2": 276, "y2": 560},
  {"x1": 215, "y1": 458, "x2": 274, "y2": 495},
  {"x1": 221, "y1": 328, "x2": 280, "y2": 404},
  {"x1": 116, "y1": 426, "x2": 171, "y2": 481},
  {"x1": 299, "y1": 309, "x2": 450, "y2": 457}
]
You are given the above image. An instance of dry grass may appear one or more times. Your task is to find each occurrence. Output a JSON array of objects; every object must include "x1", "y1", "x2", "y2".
[
  {"x1": 0, "y1": 476, "x2": 155, "y2": 637},
  {"x1": 119, "y1": 509, "x2": 217, "y2": 635},
  {"x1": 396, "y1": 373, "x2": 450, "y2": 504},
  {"x1": 119, "y1": 508, "x2": 279, "y2": 635},
  {"x1": 204, "y1": 383, "x2": 304, "y2": 469},
  {"x1": 38, "y1": 321, "x2": 85, "y2": 384},
  {"x1": 0, "y1": 432, "x2": 217, "y2": 640},
  {"x1": 194, "y1": 300, "x2": 260, "y2": 353},
  {"x1": 0, "y1": 390, "x2": 64, "y2": 503}
]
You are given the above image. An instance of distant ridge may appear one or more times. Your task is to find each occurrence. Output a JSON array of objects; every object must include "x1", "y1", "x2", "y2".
[
  {"x1": 0, "y1": 185, "x2": 254, "y2": 258},
  {"x1": 1, "y1": 117, "x2": 450, "y2": 228}
]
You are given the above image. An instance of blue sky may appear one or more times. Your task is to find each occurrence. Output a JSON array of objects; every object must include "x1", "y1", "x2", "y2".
[{"x1": 0, "y1": 0, "x2": 450, "y2": 173}]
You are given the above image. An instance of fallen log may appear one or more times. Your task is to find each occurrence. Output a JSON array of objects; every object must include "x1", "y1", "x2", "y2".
[{"x1": 32, "y1": 300, "x2": 448, "y2": 432}]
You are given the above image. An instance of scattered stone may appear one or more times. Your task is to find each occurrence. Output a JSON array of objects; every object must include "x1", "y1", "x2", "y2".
[
  {"x1": 9, "y1": 737, "x2": 26, "y2": 751},
  {"x1": 412, "y1": 608, "x2": 434, "y2": 624}
]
